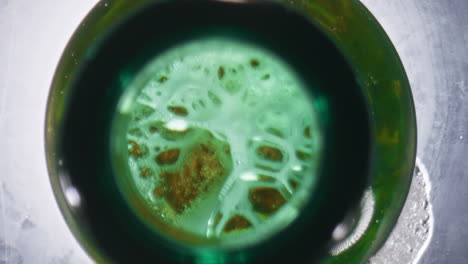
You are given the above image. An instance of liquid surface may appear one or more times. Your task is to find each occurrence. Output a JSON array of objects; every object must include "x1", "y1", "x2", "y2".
[{"x1": 113, "y1": 37, "x2": 322, "y2": 247}]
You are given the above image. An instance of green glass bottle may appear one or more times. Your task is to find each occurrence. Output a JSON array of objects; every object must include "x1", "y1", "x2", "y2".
[{"x1": 46, "y1": 0, "x2": 415, "y2": 263}]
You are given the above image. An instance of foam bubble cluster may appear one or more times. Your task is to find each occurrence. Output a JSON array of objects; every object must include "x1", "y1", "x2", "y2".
[{"x1": 118, "y1": 37, "x2": 323, "y2": 246}]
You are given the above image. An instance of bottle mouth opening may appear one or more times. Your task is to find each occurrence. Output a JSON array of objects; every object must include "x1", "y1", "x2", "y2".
[
  {"x1": 111, "y1": 35, "x2": 323, "y2": 248},
  {"x1": 53, "y1": 0, "x2": 372, "y2": 262}
]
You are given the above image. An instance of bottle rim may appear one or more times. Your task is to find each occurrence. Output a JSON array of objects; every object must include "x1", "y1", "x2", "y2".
[{"x1": 52, "y1": 0, "x2": 371, "y2": 263}]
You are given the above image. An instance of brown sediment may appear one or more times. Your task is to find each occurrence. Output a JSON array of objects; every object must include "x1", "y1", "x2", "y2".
[
  {"x1": 128, "y1": 140, "x2": 143, "y2": 158},
  {"x1": 159, "y1": 141, "x2": 231, "y2": 213},
  {"x1": 153, "y1": 186, "x2": 166, "y2": 198},
  {"x1": 149, "y1": 126, "x2": 158, "y2": 133},
  {"x1": 250, "y1": 59, "x2": 260, "y2": 68},
  {"x1": 141, "y1": 168, "x2": 153, "y2": 178},
  {"x1": 304, "y1": 127, "x2": 311, "y2": 138},
  {"x1": 155, "y1": 149, "x2": 180, "y2": 165},
  {"x1": 168, "y1": 106, "x2": 189, "y2": 116},
  {"x1": 214, "y1": 213, "x2": 223, "y2": 228},
  {"x1": 266, "y1": 127, "x2": 284, "y2": 138},
  {"x1": 223, "y1": 215, "x2": 252, "y2": 233},
  {"x1": 296, "y1": 150, "x2": 311, "y2": 161},
  {"x1": 249, "y1": 187, "x2": 286, "y2": 215},
  {"x1": 257, "y1": 146, "x2": 283, "y2": 162},
  {"x1": 288, "y1": 179, "x2": 299, "y2": 190},
  {"x1": 224, "y1": 145, "x2": 231, "y2": 155},
  {"x1": 160, "y1": 128, "x2": 190, "y2": 141},
  {"x1": 258, "y1": 174, "x2": 276, "y2": 182},
  {"x1": 218, "y1": 66, "x2": 225, "y2": 80},
  {"x1": 158, "y1": 75, "x2": 168, "y2": 83},
  {"x1": 128, "y1": 128, "x2": 143, "y2": 137},
  {"x1": 255, "y1": 164, "x2": 279, "y2": 172}
]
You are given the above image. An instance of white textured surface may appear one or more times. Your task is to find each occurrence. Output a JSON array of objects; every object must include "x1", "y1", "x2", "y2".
[
  {"x1": 0, "y1": 0, "x2": 96, "y2": 263},
  {"x1": 368, "y1": 158, "x2": 433, "y2": 264}
]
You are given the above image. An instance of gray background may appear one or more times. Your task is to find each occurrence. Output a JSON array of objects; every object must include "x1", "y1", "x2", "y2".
[{"x1": 0, "y1": 0, "x2": 467, "y2": 263}]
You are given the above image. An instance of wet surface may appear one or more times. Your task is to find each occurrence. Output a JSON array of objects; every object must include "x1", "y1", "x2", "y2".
[{"x1": 368, "y1": 159, "x2": 433, "y2": 263}]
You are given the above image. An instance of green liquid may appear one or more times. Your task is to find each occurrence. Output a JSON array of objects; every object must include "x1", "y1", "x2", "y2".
[{"x1": 113, "y1": 37, "x2": 322, "y2": 247}]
